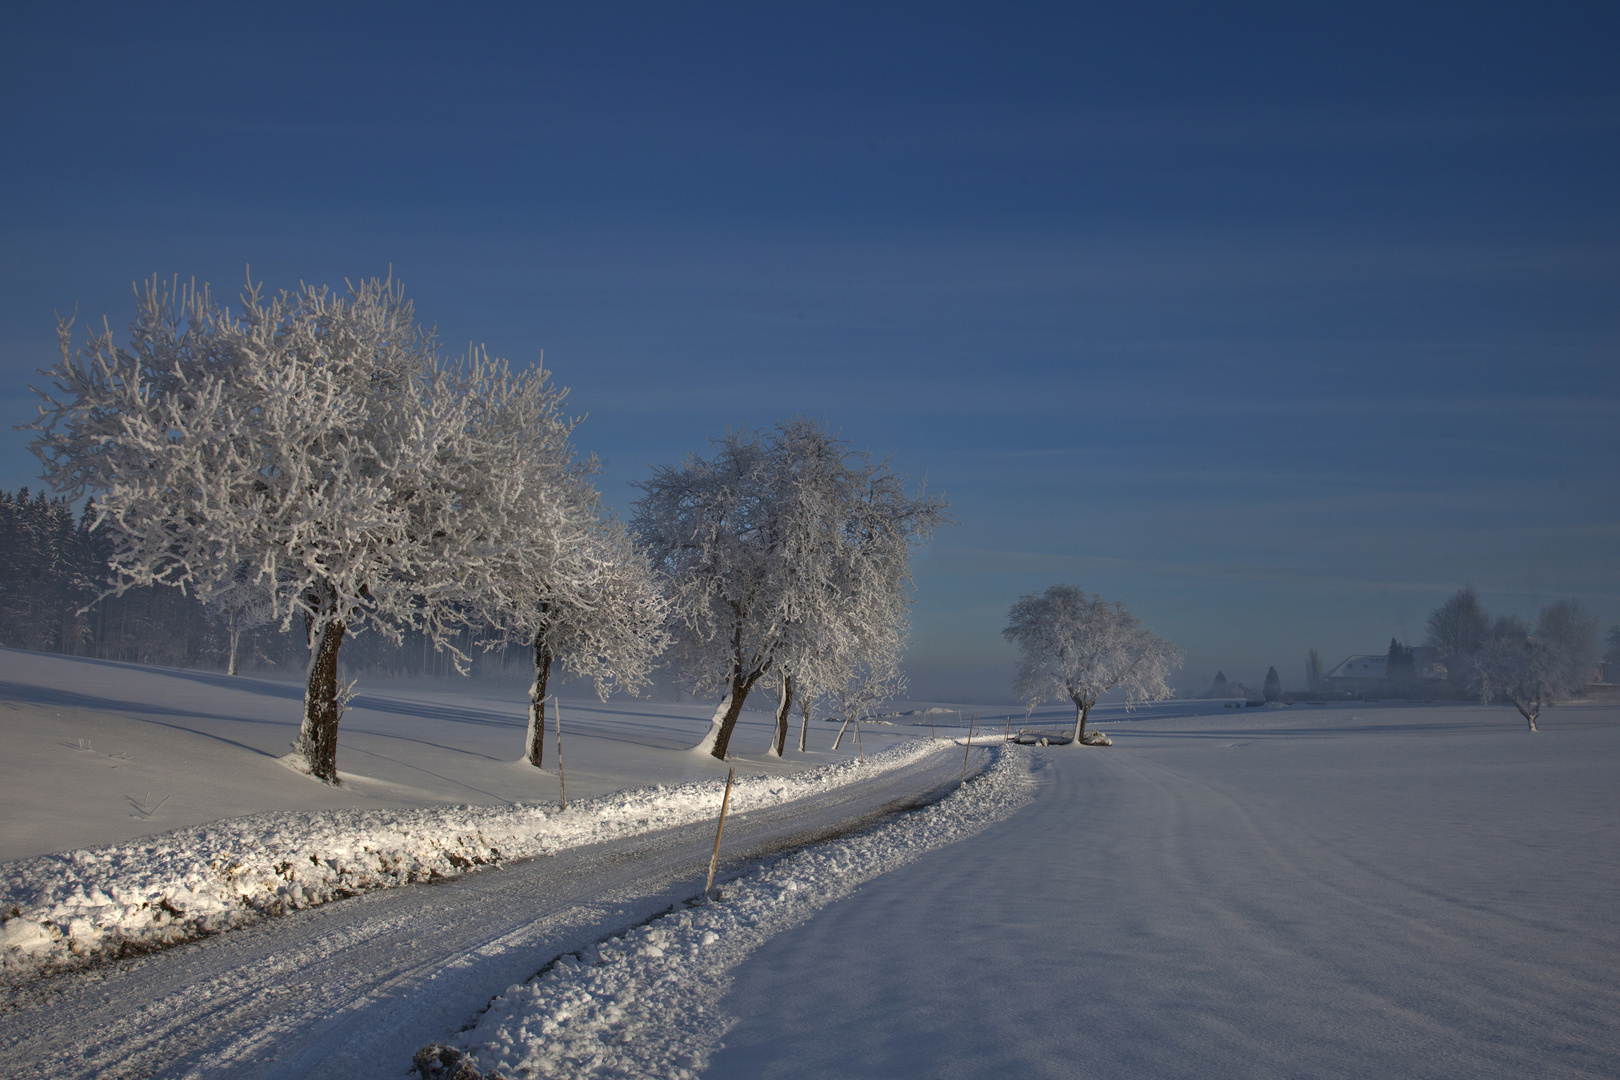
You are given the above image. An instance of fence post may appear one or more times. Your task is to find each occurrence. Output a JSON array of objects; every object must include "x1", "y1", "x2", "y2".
[
  {"x1": 962, "y1": 713, "x2": 977, "y2": 783},
  {"x1": 554, "y1": 697, "x2": 567, "y2": 811},
  {"x1": 705, "y1": 767, "x2": 736, "y2": 895}
]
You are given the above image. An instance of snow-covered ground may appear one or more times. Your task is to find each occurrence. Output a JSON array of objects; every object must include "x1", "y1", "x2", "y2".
[
  {"x1": 704, "y1": 699, "x2": 1620, "y2": 1079},
  {"x1": 0, "y1": 648, "x2": 937, "y2": 978},
  {"x1": 434, "y1": 743, "x2": 1036, "y2": 1080},
  {"x1": 0, "y1": 648, "x2": 895, "y2": 863},
  {"x1": 4, "y1": 648, "x2": 1617, "y2": 1078}
]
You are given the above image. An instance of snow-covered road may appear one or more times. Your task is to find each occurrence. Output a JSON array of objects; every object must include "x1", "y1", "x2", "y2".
[{"x1": 0, "y1": 742, "x2": 992, "y2": 1079}]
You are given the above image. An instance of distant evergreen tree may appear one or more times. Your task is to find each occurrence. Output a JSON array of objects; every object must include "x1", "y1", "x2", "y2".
[
  {"x1": 1210, "y1": 671, "x2": 1230, "y2": 698},
  {"x1": 1386, "y1": 638, "x2": 1416, "y2": 681},
  {"x1": 1263, "y1": 666, "x2": 1281, "y2": 702}
]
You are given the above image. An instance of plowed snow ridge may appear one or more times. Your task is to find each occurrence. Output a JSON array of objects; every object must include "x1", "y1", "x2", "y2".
[
  {"x1": 0, "y1": 739, "x2": 951, "y2": 979},
  {"x1": 438, "y1": 745, "x2": 1037, "y2": 1080}
]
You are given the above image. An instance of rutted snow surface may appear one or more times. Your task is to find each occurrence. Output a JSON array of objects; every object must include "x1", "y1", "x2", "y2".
[
  {"x1": 0, "y1": 740, "x2": 947, "y2": 980},
  {"x1": 427, "y1": 745, "x2": 1035, "y2": 1080}
]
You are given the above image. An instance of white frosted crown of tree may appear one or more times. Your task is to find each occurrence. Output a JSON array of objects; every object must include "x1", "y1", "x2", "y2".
[
  {"x1": 30, "y1": 275, "x2": 475, "y2": 642},
  {"x1": 1003, "y1": 584, "x2": 1183, "y2": 720},
  {"x1": 632, "y1": 419, "x2": 945, "y2": 753}
]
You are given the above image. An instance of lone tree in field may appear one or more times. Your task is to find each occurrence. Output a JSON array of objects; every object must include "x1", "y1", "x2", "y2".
[
  {"x1": 1464, "y1": 617, "x2": 1567, "y2": 731},
  {"x1": 1426, "y1": 589, "x2": 1598, "y2": 727},
  {"x1": 29, "y1": 276, "x2": 479, "y2": 783},
  {"x1": 1003, "y1": 584, "x2": 1182, "y2": 744},
  {"x1": 437, "y1": 350, "x2": 669, "y2": 766},
  {"x1": 632, "y1": 420, "x2": 944, "y2": 761}
]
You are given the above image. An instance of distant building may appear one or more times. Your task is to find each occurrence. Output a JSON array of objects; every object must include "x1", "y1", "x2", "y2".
[
  {"x1": 1201, "y1": 671, "x2": 1263, "y2": 702},
  {"x1": 1326, "y1": 654, "x2": 1387, "y2": 691},
  {"x1": 1326, "y1": 648, "x2": 1445, "y2": 693}
]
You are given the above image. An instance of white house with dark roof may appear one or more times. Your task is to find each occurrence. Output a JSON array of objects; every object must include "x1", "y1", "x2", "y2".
[{"x1": 1325, "y1": 654, "x2": 1387, "y2": 690}]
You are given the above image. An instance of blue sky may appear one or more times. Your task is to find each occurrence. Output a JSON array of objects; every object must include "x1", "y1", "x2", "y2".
[{"x1": 3, "y1": 3, "x2": 1616, "y2": 701}]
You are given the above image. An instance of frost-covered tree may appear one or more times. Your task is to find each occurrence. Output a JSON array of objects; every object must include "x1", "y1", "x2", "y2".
[
  {"x1": 1465, "y1": 616, "x2": 1575, "y2": 732},
  {"x1": 29, "y1": 276, "x2": 477, "y2": 782},
  {"x1": 436, "y1": 351, "x2": 669, "y2": 766},
  {"x1": 758, "y1": 421, "x2": 941, "y2": 759},
  {"x1": 1535, "y1": 599, "x2": 1599, "y2": 695},
  {"x1": 632, "y1": 420, "x2": 944, "y2": 761},
  {"x1": 1003, "y1": 585, "x2": 1182, "y2": 744},
  {"x1": 829, "y1": 653, "x2": 905, "y2": 754},
  {"x1": 1425, "y1": 586, "x2": 1491, "y2": 689},
  {"x1": 214, "y1": 561, "x2": 277, "y2": 676}
]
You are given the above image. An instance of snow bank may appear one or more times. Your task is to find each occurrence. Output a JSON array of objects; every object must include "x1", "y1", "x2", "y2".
[
  {"x1": 421, "y1": 745, "x2": 1036, "y2": 1080},
  {"x1": 0, "y1": 739, "x2": 948, "y2": 980}
]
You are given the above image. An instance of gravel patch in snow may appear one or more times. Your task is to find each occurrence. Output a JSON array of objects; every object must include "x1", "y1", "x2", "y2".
[
  {"x1": 420, "y1": 745, "x2": 1036, "y2": 1080},
  {"x1": 0, "y1": 740, "x2": 949, "y2": 981}
]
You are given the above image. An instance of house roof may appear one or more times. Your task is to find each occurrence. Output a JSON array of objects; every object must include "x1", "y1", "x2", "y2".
[{"x1": 1326, "y1": 654, "x2": 1387, "y2": 680}]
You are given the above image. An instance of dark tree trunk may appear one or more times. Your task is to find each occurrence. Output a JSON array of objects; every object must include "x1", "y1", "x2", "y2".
[
  {"x1": 708, "y1": 672, "x2": 762, "y2": 761},
  {"x1": 299, "y1": 604, "x2": 346, "y2": 784},
  {"x1": 769, "y1": 675, "x2": 794, "y2": 758},
  {"x1": 527, "y1": 636, "x2": 554, "y2": 767}
]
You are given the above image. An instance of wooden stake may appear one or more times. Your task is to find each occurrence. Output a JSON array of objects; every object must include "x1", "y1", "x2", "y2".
[
  {"x1": 705, "y1": 767, "x2": 735, "y2": 895},
  {"x1": 554, "y1": 697, "x2": 567, "y2": 811},
  {"x1": 962, "y1": 713, "x2": 977, "y2": 783},
  {"x1": 855, "y1": 719, "x2": 864, "y2": 762}
]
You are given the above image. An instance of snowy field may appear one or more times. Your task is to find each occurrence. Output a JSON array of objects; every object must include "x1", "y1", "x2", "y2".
[
  {"x1": 3, "y1": 647, "x2": 1617, "y2": 1078},
  {"x1": 0, "y1": 647, "x2": 895, "y2": 863},
  {"x1": 0, "y1": 648, "x2": 932, "y2": 976},
  {"x1": 704, "y1": 698, "x2": 1620, "y2": 1080}
]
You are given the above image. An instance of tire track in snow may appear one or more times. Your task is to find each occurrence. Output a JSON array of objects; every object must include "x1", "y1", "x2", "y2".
[{"x1": 0, "y1": 742, "x2": 990, "y2": 1079}]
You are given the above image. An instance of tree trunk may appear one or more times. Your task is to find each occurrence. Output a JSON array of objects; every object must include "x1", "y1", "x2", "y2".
[
  {"x1": 299, "y1": 608, "x2": 346, "y2": 784},
  {"x1": 798, "y1": 695, "x2": 811, "y2": 753},
  {"x1": 832, "y1": 717, "x2": 850, "y2": 751},
  {"x1": 769, "y1": 675, "x2": 794, "y2": 758},
  {"x1": 526, "y1": 636, "x2": 554, "y2": 767},
  {"x1": 1070, "y1": 697, "x2": 1092, "y2": 744},
  {"x1": 227, "y1": 608, "x2": 241, "y2": 676},
  {"x1": 693, "y1": 673, "x2": 760, "y2": 760}
]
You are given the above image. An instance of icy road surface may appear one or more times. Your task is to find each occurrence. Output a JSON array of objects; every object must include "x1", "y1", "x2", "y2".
[{"x1": 0, "y1": 741, "x2": 992, "y2": 1079}]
